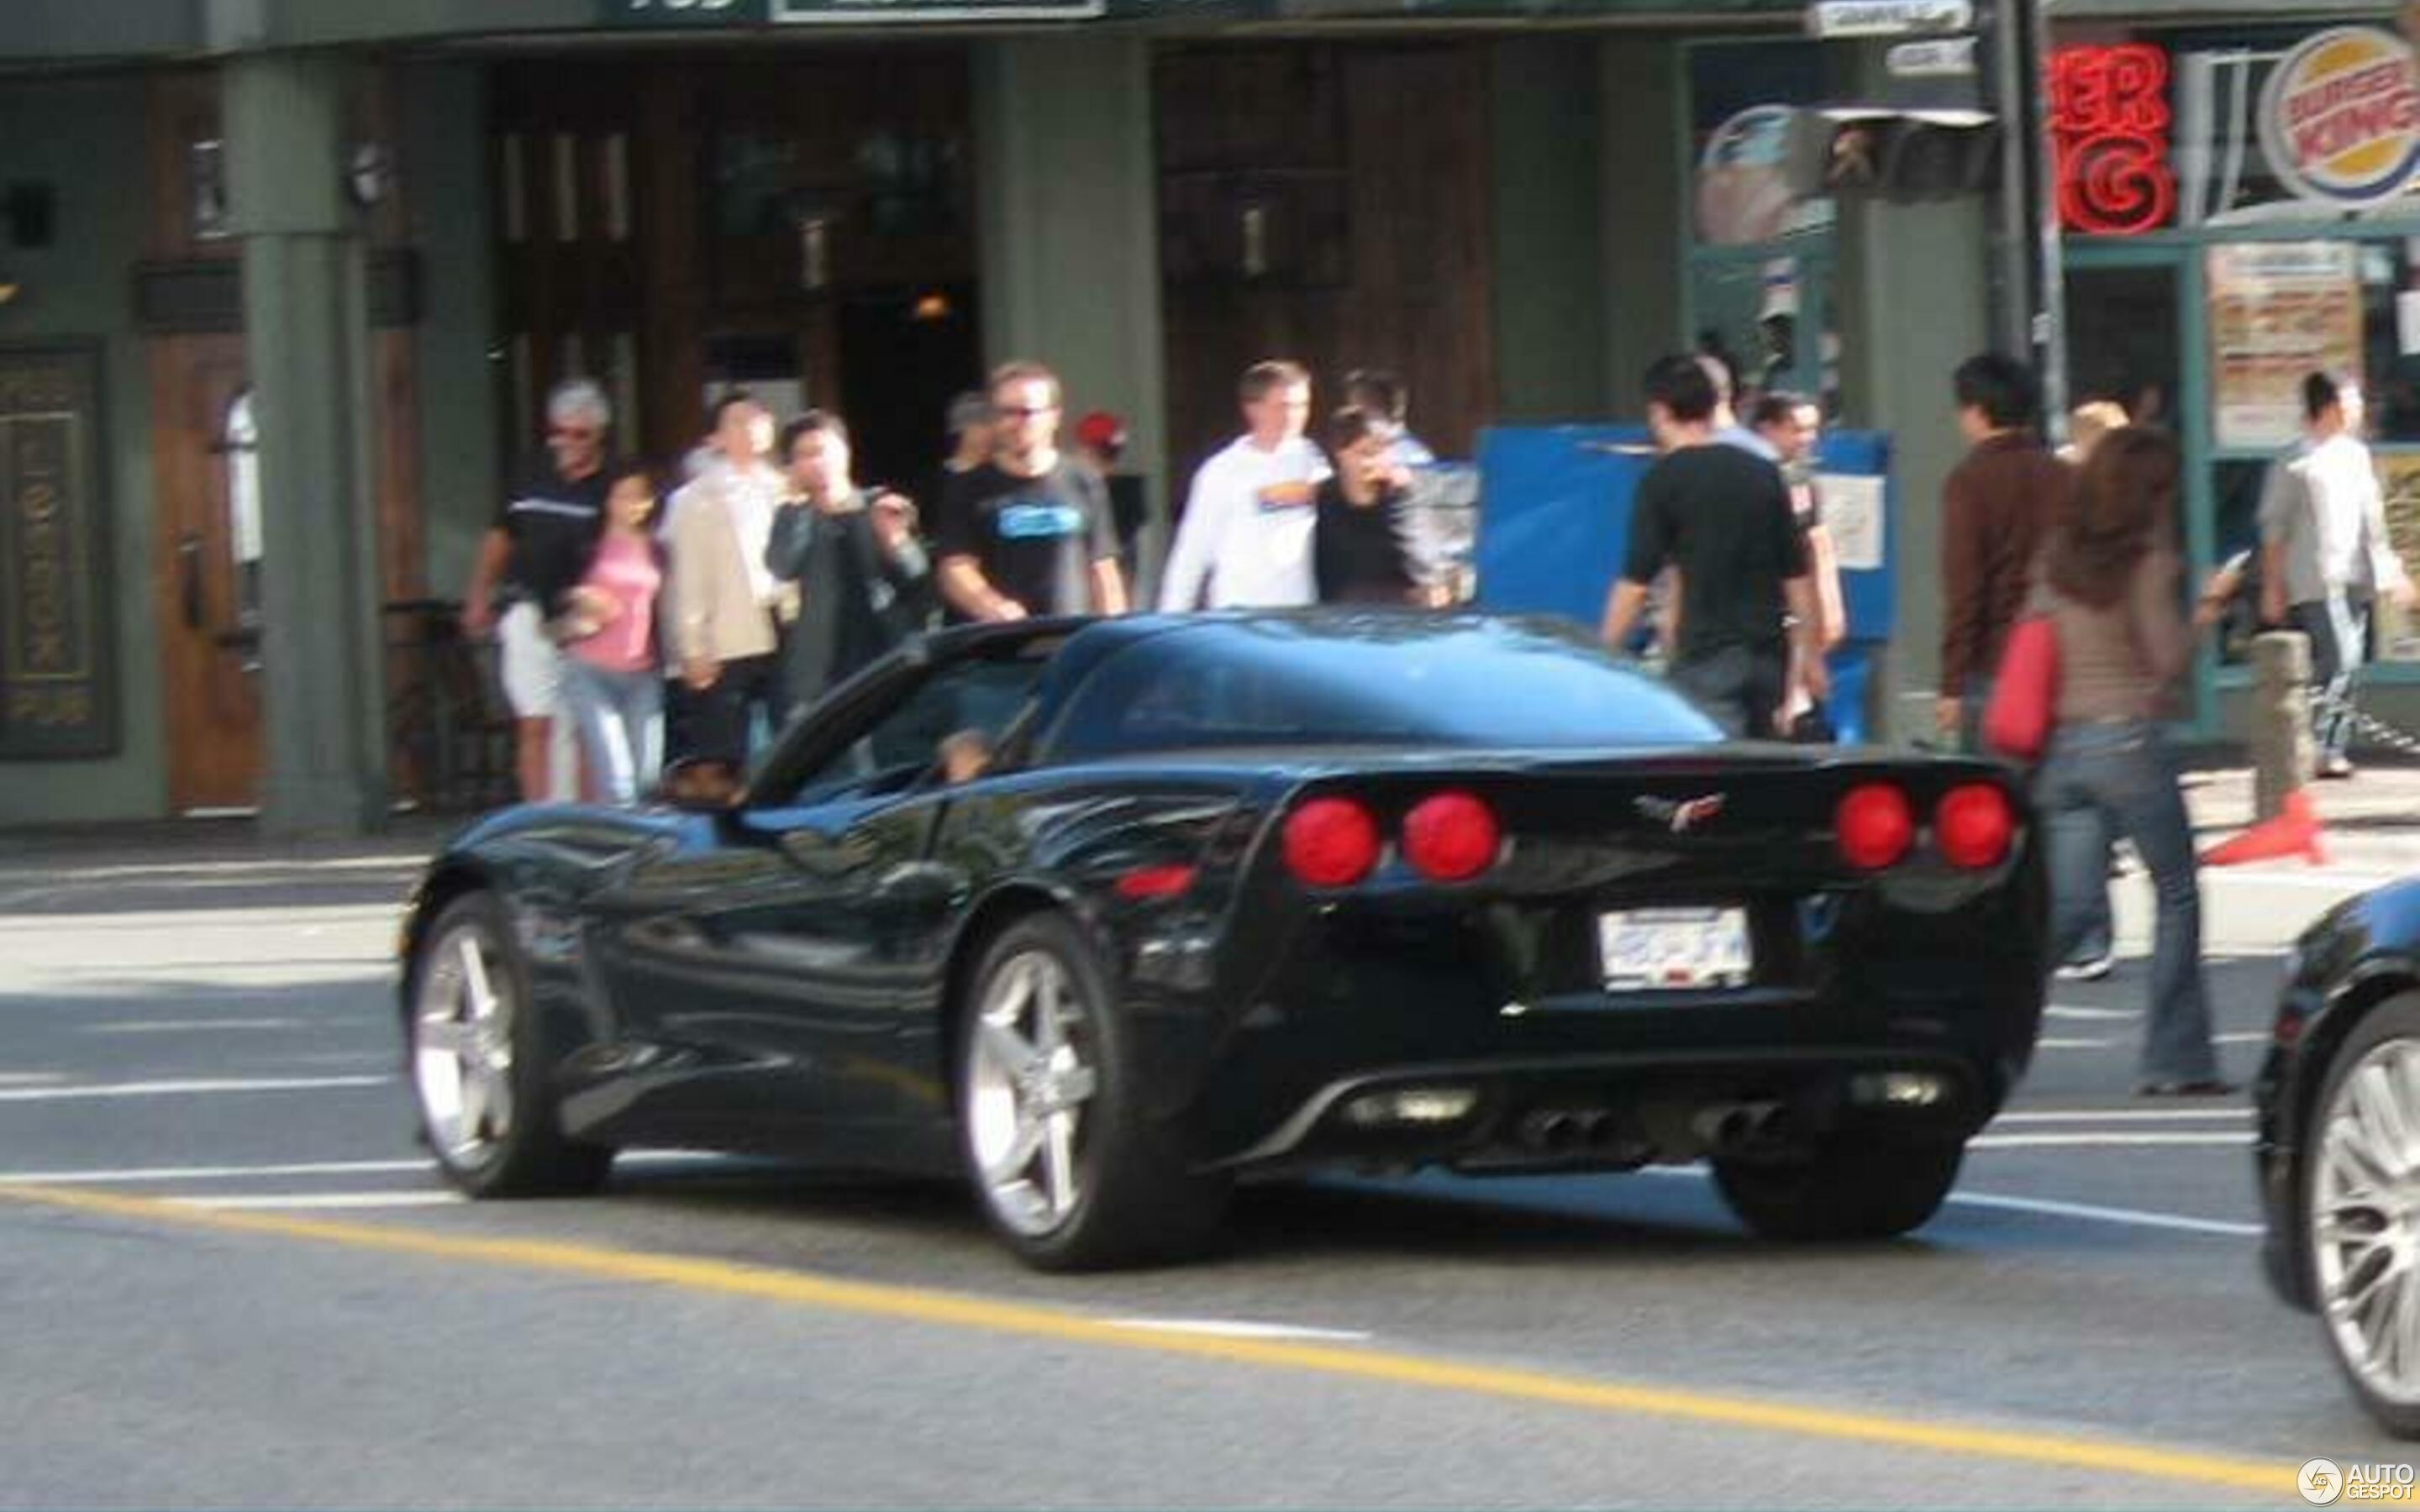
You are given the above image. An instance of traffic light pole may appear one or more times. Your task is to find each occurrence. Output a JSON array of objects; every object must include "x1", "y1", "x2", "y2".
[
  {"x1": 2023, "y1": 0, "x2": 2070, "y2": 432},
  {"x1": 1988, "y1": 0, "x2": 2069, "y2": 430}
]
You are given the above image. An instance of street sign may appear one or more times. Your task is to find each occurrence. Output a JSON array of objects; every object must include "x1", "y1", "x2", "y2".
[
  {"x1": 1886, "y1": 36, "x2": 1980, "y2": 76},
  {"x1": 771, "y1": 0, "x2": 1102, "y2": 18},
  {"x1": 1806, "y1": 0, "x2": 1974, "y2": 39},
  {"x1": 602, "y1": 0, "x2": 1109, "y2": 20},
  {"x1": 607, "y1": 0, "x2": 757, "y2": 22}
]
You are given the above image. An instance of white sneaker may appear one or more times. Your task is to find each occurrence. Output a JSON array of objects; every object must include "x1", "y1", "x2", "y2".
[{"x1": 2056, "y1": 952, "x2": 2114, "y2": 982}]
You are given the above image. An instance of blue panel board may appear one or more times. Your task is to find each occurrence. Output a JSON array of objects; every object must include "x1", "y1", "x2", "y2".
[{"x1": 1470, "y1": 424, "x2": 1655, "y2": 628}]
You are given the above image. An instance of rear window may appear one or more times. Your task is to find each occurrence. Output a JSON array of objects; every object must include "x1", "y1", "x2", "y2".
[{"x1": 1046, "y1": 614, "x2": 1721, "y2": 758}]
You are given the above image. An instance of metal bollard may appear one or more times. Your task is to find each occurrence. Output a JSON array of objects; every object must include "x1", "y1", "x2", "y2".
[{"x1": 2250, "y1": 630, "x2": 2315, "y2": 822}]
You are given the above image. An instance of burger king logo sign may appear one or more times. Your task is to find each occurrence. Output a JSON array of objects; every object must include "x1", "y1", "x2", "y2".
[{"x1": 2260, "y1": 26, "x2": 2420, "y2": 205}]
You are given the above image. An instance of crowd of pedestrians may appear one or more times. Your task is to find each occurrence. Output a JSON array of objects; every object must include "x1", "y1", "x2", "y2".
[
  {"x1": 468, "y1": 339, "x2": 2411, "y2": 1101},
  {"x1": 466, "y1": 358, "x2": 1446, "y2": 807}
]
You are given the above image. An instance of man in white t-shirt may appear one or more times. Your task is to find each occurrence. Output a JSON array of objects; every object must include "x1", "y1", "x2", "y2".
[
  {"x1": 2260, "y1": 371, "x2": 2413, "y2": 778},
  {"x1": 1158, "y1": 360, "x2": 1331, "y2": 611}
]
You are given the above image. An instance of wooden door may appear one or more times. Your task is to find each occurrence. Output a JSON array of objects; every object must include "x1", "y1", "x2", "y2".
[
  {"x1": 1155, "y1": 43, "x2": 1495, "y2": 478},
  {"x1": 152, "y1": 334, "x2": 260, "y2": 813}
]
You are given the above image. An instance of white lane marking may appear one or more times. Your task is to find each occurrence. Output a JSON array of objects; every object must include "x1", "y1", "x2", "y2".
[
  {"x1": 1994, "y1": 1108, "x2": 2248, "y2": 1123},
  {"x1": 85, "y1": 1018, "x2": 305, "y2": 1035},
  {"x1": 1945, "y1": 1190, "x2": 2261, "y2": 1238},
  {"x1": 1109, "y1": 1317, "x2": 1373, "y2": 1343},
  {"x1": 2035, "y1": 1037, "x2": 2116, "y2": 1050},
  {"x1": 2202, "y1": 869, "x2": 2404, "y2": 890},
  {"x1": 177, "y1": 1192, "x2": 465, "y2": 1211},
  {"x1": 1637, "y1": 1165, "x2": 2261, "y2": 1236},
  {"x1": 2045, "y1": 1005, "x2": 2139, "y2": 1021},
  {"x1": 0, "y1": 1074, "x2": 391, "y2": 1103},
  {"x1": 1968, "y1": 1132, "x2": 2253, "y2": 1149},
  {"x1": 2215, "y1": 1032, "x2": 2274, "y2": 1046},
  {"x1": 0, "y1": 1159, "x2": 431, "y2": 1184},
  {"x1": 0, "y1": 1073, "x2": 66, "y2": 1087},
  {"x1": 0, "y1": 856, "x2": 417, "y2": 884}
]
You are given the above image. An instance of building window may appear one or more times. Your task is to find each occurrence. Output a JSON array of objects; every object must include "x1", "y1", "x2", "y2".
[{"x1": 1684, "y1": 39, "x2": 1843, "y2": 414}]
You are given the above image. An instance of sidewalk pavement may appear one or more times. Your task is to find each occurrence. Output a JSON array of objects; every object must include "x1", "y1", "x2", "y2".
[{"x1": 2181, "y1": 756, "x2": 2420, "y2": 875}]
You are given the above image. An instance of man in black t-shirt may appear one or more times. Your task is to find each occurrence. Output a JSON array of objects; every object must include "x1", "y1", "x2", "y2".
[
  {"x1": 463, "y1": 378, "x2": 612, "y2": 800},
  {"x1": 1601, "y1": 355, "x2": 1824, "y2": 739},
  {"x1": 935, "y1": 361, "x2": 1126, "y2": 621}
]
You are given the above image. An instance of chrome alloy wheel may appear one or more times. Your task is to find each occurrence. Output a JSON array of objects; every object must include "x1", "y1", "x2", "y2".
[
  {"x1": 413, "y1": 921, "x2": 518, "y2": 1165},
  {"x1": 2314, "y1": 1038, "x2": 2420, "y2": 1406},
  {"x1": 966, "y1": 949, "x2": 1100, "y2": 1236}
]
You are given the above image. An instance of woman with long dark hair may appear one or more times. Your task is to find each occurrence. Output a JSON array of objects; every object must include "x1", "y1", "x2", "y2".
[{"x1": 2036, "y1": 426, "x2": 2227, "y2": 1095}]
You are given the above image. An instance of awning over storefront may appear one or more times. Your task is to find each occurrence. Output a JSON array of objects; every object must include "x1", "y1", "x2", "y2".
[{"x1": 0, "y1": 0, "x2": 1842, "y2": 66}]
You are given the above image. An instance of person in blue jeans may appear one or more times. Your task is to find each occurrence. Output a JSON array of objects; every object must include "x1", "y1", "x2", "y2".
[{"x1": 2033, "y1": 427, "x2": 2228, "y2": 1096}]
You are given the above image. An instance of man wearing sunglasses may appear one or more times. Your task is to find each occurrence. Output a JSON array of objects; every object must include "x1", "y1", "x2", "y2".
[
  {"x1": 464, "y1": 377, "x2": 613, "y2": 802},
  {"x1": 936, "y1": 361, "x2": 1126, "y2": 622}
]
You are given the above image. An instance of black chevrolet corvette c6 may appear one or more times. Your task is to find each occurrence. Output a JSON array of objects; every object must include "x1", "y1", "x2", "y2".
[
  {"x1": 399, "y1": 611, "x2": 2047, "y2": 1270},
  {"x1": 2258, "y1": 879, "x2": 2420, "y2": 1436}
]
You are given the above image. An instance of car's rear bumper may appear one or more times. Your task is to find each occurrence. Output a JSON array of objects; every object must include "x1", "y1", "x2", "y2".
[{"x1": 1201, "y1": 1044, "x2": 2001, "y2": 1175}]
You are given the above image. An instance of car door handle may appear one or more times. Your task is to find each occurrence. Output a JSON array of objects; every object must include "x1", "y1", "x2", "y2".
[{"x1": 776, "y1": 828, "x2": 879, "y2": 877}]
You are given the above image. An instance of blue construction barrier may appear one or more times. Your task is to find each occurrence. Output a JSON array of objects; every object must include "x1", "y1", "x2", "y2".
[{"x1": 1473, "y1": 424, "x2": 1894, "y2": 744}]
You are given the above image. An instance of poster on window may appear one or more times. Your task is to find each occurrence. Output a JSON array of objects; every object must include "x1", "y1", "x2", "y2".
[
  {"x1": 2207, "y1": 242, "x2": 2362, "y2": 450},
  {"x1": 2372, "y1": 451, "x2": 2420, "y2": 662}
]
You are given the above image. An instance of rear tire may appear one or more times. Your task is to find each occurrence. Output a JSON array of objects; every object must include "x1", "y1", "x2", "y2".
[
  {"x1": 1712, "y1": 1133, "x2": 1962, "y2": 1242},
  {"x1": 405, "y1": 892, "x2": 613, "y2": 1199},
  {"x1": 2301, "y1": 994, "x2": 2420, "y2": 1438},
  {"x1": 955, "y1": 911, "x2": 1228, "y2": 1271}
]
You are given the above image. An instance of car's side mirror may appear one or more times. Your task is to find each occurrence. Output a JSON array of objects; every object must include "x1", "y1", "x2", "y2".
[{"x1": 655, "y1": 757, "x2": 744, "y2": 814}]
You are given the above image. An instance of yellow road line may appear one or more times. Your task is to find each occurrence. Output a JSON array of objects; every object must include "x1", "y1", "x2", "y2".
[{"x1": 0, "y1": 1180, "x2": 2295, "y2": 1497}]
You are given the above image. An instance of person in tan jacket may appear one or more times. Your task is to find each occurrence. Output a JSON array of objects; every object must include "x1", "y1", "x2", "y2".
[{"x1": 669, "y1": 391, "x2": 795, "y2": 764}]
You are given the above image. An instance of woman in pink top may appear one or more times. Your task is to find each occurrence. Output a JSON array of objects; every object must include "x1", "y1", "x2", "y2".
[{"x1": 555, "y1": 462, "x2": 666, "y2": 805}]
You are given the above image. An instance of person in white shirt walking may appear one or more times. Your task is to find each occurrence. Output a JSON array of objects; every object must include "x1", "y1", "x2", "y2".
[
  {"x1": 2260, "y1": 371, "x2": 2412, "y2": 778},
  {"x1": 1158, "y1": 360, "x2": 1331, "y2": 612}
]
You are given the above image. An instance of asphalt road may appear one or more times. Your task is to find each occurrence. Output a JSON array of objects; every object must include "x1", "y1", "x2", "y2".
[{"x1": 0, "y1": 829, "x2": 2411, "y2": 1508}]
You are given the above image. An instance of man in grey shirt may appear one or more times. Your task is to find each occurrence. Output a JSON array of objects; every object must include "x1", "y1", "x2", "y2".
[{"x1": 2260, "y1": 371, "x2": 2411, "y2": 777}]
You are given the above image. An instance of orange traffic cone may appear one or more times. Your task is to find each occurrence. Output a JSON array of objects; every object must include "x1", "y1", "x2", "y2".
[{"x1": 2200, "y1": 789, "x2": 2328, "y2": 867}]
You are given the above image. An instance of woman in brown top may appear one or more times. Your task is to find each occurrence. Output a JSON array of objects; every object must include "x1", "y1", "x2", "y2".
[{"x1": 2035, "y1": 427, "x2": 2228, "y2": 1095}]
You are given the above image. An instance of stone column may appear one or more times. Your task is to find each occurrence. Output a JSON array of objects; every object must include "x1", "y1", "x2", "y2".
[
  {"x1": 224, "y1": 52, "x2": 387, "y2": 835},
  {"x1": 973, "y1": 35, "x2": 1167, "y2": 598}
]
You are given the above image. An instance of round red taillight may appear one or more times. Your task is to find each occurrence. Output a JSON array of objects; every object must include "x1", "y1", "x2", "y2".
[
  {"x1": 1836, "y1": 783, "x2": 1915, "y2": 870},
  {"x1": 1402, "y1": 790, "x2": 1502, "y2": 883},
  {"x1": 1283, "y1": 796, "x2": 1382, "y2": 889},
  {"x1": 1936, "y1": 783, "x2": 2014, "y2": 869}
]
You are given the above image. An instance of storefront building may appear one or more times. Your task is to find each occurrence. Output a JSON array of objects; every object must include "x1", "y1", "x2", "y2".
[
  {"x1": 2044, "y1": 0, "x2": 2420, "y2": 738},
  {"x1": 0, "y1": 0, "x2": 2007, "y2": 832}
]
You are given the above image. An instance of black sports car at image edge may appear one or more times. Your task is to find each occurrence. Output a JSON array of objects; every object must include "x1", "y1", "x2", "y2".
[
  {"x1": 398, "y1": 611, "x2": 2047, "y2": 1269},
  {"x1": 2260, "y1": 877, "x2": 2420, "y2": 1436}
]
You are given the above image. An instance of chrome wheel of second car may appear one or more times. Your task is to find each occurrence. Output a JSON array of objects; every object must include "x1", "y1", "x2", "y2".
[
  {"x1": 2312, "y1": 1036, "x2": 2420, "y2": 1408},
  {"x1": 965, "y1": 948, "x2": 1100, "y2": 1237}
]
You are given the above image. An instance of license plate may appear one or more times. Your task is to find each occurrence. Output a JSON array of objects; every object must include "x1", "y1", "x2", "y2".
[{"x1": 1598, "y1": 906, "x2": 1753, "y2": 990}]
